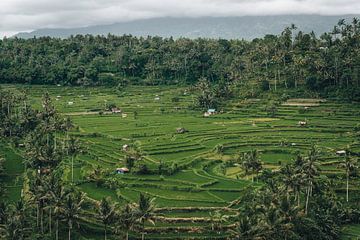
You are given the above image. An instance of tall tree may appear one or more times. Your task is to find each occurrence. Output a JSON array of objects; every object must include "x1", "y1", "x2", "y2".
[
  {"x1": 339, "y1": 154, "x2": 358, "y2": 202},
  {"x1": 60, "y1": 191, "x2": 85, "y2": 240},
  {"x1": 97, "y1": 197, "x2": 117, "y2": 240},
  {"x1": 136, "y1": 193, "x2": 157, "y2": 240}
]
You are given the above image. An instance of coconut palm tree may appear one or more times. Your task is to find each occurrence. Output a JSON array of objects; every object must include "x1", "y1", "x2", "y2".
[
  {"x1": 50, "y1": 183, "x2": 69, "y2": 240},
  {"x1": 116, "y1": 203, "x2": 137, "y2": 240},
  {"x1": 45, "y1": 171, "x2": 69, "y2": 240},
  {"x1": 66, "y1": 136, "x2": 82, "y2": 183},
  {"x1": 240, "y1": 150, "x2": 262, "y2": 182},
  {"x1": 209, "y1": 210, "x2": 228, "y2": 232},
  {"x1": 29, "y1": 173, "x2": 47, "y2": 233},
  {"x1": 136, "y1": 193, "x2": 157, "y2": 240},
  {"x1": 280, "y1": 163, "x2": 303, "y2": 205},
  {"x1": 98, "y1": 197, "x2": 117, "y2": 240},
  {"x1": 3, "y1": 200, "x2": 31, "y2": 240},
  {"x1": 339, "y1": 154, "x2": 358, "y2": 202},
  {"x1": 60, "y1": 191, "x2": 85, "y2": 240},
  {"x1": 236, "y1": 216, "x2": 255, "y2": 240},
  {"x1": 302, "y1": 145, "x2": 321, "y2": 214}
]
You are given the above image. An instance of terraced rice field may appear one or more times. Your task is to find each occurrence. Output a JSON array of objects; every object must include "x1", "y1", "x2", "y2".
[{"x1": 2, "y1": 84, "x2": 360, "y2": 239}]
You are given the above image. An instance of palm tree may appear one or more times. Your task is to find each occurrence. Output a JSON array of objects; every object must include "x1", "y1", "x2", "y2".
[
  {"x1": 67, "y1": 136, "x2": 82, "y2": 183},
  {"x1": 280, "y1": 164, "x2": 296, "y2": 198},
  {"x1": 62, "y1": 116, "x2": 74, "y2": 151},
  {"x1": 136, "y1": 193, "x2": 157, "y2": 240},
  {"x1": 302, "y1": 145, "x2": 320, "y2": 214},
  {"x1": 3, "y1": 200, "x2": 31, "y2": 240},
  {"x1": 209, "y1": 210, "x2": 228, "y2": 232},
  {"x1": 97, "y1": 197, "x2": 117, "y2": 240},
  {"x1": 60, "y1": 191, "x2": 85, "y2": 240},
  {"x1": 51, "y1": 184, "x2": 69, "y2": 240},
  {"x1": 116, "y1": 203, "x2": 137, "y2": 240},
  {"x1": 280, "y1": 163, "x2": 303, "y2": 206},
  {"x1": 236, "y1": 216, "x2": 255, "y2": 240},
  {"x1": 339, "y1": 154, "x2": 358, "y2": 202},
  {"x1": 45, "y1": 172, "x2": 69, "y2": 240},
  {"x1": 240, "y1": 150, "x2": 262, "y2": 182},
  {"x1": 29, "y1": 173, "x2": 47, "y2": 233}
]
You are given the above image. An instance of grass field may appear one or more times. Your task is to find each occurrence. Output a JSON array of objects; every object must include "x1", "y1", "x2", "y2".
[{"x1": 1, "y1": 84, "x2": 360, "y2": 239}]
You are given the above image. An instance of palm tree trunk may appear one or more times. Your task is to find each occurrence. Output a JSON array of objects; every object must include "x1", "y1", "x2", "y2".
[
  {"x1": 56, "y1": 219, "x2": 59, "y2": 240},
  {"x1": 142, "y1": 221, "x2": 145, "y2": 240},
  {"x1": 41, "y1": 207, "x2": 44, "y2": 234},
  {"x1": 49, "y1": 208, "x2": 52, "y2": 235},
  {"x1": 68, "y1": 225, "x2": 71, "y2": 240},
  {"x1": 305, "y1": 182, "x2": 312, "y2": 214},
  {"x1": 297, "y1": 191, "x2": 300, "y2": 207},
  {"x1": 72, "y1": 156, "x2": 74, "y2": 183},
  {"x1": 346, "y1": 172, "x2": 349, "y2": 202},
  {"x1": 126, "y1": 232, "x2": 129, "y2": 240},
  {"x1": 104, "y1": 225, "x2": 107, "y2": 240},
  {"x1": 37, "y1": 204, "x2": 40, "y2": 228}
]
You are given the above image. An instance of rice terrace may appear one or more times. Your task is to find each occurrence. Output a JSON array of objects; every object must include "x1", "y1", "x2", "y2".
[
  {"x1": 1, "y1": 82, "x2": 359, "y2": 239},
  {"x1": 1, "y1": 6, "x2": 360, "y2": 240}
]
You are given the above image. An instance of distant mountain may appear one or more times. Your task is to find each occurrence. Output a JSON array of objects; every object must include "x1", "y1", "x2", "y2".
[{"x1": 14, "y1": 15, "x2": 360, "y2": 40}]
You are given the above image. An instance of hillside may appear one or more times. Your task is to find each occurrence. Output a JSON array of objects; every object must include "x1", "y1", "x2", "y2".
[{"x1": 14, "y1": 15, "x2": 360, "y2": 39}]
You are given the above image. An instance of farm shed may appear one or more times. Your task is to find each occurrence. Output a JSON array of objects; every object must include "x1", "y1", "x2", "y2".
[
  {"x1": 204, "y1": 108, "x2": 216, "y2": 117},
  {"x1": 336, "y1": 150, "x2": 346, "y2": 156},
  {"x1": 298, "y1": 121, "x2": 307, "y2": 126},
  {"x1": 122, "y1": 144, "x2": 130, "y2": 151},
  {"x1": 111, "y1": 107, "x2": 122, "y2": 114},
  {"x1": 115, "y1": 167, "x2": 129, "y2": 174},
  {"x1": 176, "y1": 127, "x2": 188, "y2": 134}
]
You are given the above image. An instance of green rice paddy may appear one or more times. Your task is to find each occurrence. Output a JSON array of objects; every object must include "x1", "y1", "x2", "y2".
[{"x1": 2, "y1": 84, "x2": 359, "y2": 239}]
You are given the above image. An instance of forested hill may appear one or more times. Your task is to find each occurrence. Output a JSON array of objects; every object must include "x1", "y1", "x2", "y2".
[
  {"x1": 1, "y1": 18, "x2": 360, "y2": 101},
  {"x1": 14, "y1": 15, "x2": 359, "y2": 40}
]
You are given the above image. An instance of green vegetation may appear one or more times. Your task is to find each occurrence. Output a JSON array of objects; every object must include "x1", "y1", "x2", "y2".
[
  {"x1": 0, "y1": 84, "x2": 359, "y2": 239},
  {"x1": 1, "y1": 20, "x2": 360, "y2": 101},
  {"x1": 0, "y1": 19, "x2": 360, "y2": 239}
]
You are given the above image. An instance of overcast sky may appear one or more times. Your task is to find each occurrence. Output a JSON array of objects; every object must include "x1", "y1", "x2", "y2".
[{"x1": 1, "y1": 0, "x2": 360, "y2": 37}]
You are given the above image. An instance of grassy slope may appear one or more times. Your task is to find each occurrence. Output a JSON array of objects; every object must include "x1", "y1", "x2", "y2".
[{"x1": 1, "y1": 84, "x2": 359, "y2": 239}]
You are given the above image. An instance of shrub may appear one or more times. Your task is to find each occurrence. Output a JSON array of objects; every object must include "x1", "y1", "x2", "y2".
[
  {"x1": 171, "y1": 96, "x2": 180, "y2": 102},
  {"x1": 260, "y1": 80, "x2": 270, "y2": 91},
  {"x1": 213, "y1": 144, "x2": 224, "y2": 154}
]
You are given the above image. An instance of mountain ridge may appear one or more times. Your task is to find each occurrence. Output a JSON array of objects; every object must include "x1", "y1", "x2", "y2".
[{"x1": 14, "y1": 15, "x2": 360, "y2": 40}]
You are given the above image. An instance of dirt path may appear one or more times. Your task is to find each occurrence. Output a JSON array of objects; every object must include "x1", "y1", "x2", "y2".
[{"x1": 64, "y1": 111, "x2": 101, "y2": 116}]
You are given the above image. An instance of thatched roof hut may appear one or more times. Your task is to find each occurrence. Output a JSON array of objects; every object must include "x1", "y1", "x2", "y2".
[{"x1": 176, "y1": 127, "x2": 188, "y2": 134}]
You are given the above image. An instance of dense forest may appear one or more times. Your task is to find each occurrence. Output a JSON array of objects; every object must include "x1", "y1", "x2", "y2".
[{"x1": 1, "y1": 19, "x2": 360, "y2": 100}]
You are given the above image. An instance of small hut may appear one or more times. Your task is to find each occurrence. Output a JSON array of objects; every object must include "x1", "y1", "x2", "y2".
[
  {"x1": 115, "y1": 167, "x2": 129, "y2": 174},
  {"x1": 111, "y1": 107, "x2": 122, "y2": 114},
  {"x1": 336, "y1": 150, "x2": 346, "y2": 156},
  {"x1": 37, "y1": 167, "x2": 51, "y2": 174},
  {"x1": 122, "y1": 144, "x2": 130, "y2": 152},
  {"x1": 207, "y1": 109, "x2": 216, "y2": 115},
  {"x1": 176, "y1": 127, "x2": 188, "y2": 134},
  {"x1": 298, "y1": 121, "x2": 307, "y2": 126},
  {"x1": 204, "y1": 109, "x2": 216, "y2": 117}
]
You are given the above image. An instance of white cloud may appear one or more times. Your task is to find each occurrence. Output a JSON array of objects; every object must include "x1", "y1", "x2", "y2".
[{"x1": 1, "y1": 0, "x2": 360, "y2": 37}]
